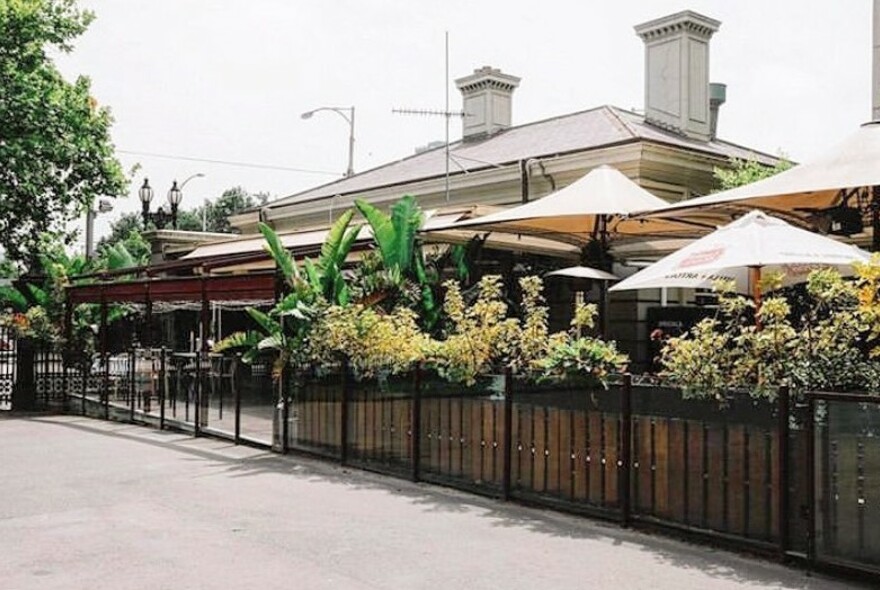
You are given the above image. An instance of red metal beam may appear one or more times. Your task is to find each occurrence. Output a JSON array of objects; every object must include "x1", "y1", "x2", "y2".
[{"x1": 66, "y1": 272, "x2": 277, "y2": 304}]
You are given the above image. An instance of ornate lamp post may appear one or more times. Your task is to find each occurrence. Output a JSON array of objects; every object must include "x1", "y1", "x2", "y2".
[{"x1": 138, "y1": 173, "x2": 204, "y2": 230}]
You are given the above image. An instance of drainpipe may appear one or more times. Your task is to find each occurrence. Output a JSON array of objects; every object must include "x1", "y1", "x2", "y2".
[
  {"x1": 521, "y1": 159, "x2": 557, "y2": 204},
  {"x1": 520, "y1": 160, "x2": 530, "y2": 203}
]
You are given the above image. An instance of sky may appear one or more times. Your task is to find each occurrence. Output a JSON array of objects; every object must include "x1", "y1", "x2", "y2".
[{"x1": 53, "y1": 0, "x2": 874, "y2": 248}]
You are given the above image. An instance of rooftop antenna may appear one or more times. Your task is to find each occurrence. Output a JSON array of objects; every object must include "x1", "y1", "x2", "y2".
[{"x1": 393, "y1": 31, "x2": 465, "y2": 203}]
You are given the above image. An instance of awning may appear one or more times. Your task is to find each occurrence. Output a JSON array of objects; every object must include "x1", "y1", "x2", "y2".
[{"x1": 647, "y1": 121, "x2": 880, "y2": 226}]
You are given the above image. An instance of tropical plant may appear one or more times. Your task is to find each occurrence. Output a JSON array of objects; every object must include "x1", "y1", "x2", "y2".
[
  {"x1": 212, "y1": 215, "x2": 360, "y2": 378},
  {"x1": 0, "y1": 237, "x2": 139, "y2": 361},
  {"x1": 425, "y1": 275, "x2": 520, "y2": 385},
  {"x1": 354, "y1": 195, "x2": 441, "y2": 328}
]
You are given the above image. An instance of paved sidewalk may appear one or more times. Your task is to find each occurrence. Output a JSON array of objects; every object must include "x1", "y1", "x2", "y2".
[{"x1": 0, "y1": 415, "x2": 865, "y2": 589}]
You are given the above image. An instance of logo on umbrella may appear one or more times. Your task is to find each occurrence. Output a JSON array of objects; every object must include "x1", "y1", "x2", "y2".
[{"x1": 678, "y1": 246, "x2": 725, "y2": 269}]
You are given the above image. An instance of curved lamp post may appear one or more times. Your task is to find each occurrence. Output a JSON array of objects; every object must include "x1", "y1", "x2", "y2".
[
  {"x1": 301, "y1": 106, "x2": 355, "y2": 177},
  {"x1": 139, "y1": 173, "x2": 204, "y2": 230}
]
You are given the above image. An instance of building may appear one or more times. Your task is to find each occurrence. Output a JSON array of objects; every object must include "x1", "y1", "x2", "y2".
[{"x1": 153, "y1": 10, "x2": 780, "y2": 370}]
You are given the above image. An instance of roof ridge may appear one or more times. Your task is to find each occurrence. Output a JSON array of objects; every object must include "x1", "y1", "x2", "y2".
[
  {"x1": 267, "y1": 105, "x2": 621, "y2": 209},
  {"x1": 603, "y1": 105, "x2": 640, "y2": 139}
]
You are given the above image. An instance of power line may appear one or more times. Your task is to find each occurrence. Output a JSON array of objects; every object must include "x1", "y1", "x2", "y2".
[{"x1": 117, "y1": 150, "x2": 342, "y2": 176}]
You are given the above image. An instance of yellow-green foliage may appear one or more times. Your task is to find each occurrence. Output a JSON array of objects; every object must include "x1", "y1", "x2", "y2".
[
  {"x1": 426, "y1": 275, "x2": 520, "y2": 385},
  {"x1": 660, "y1": 261, "x2": 880, "y2": 399},
  {"x1": 427, "y1": 275, "x2": 628, "y2": 386},
  {"x1": 311, "y1": 304, "x2": 430, "y2": 380},
  {"x1": 855, "y1": 254, "x2": 880, "y2": 356}
]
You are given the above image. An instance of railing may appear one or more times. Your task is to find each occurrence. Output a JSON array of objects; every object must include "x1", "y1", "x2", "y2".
[
  {"x1": 55, "y1": 356, "x2": 880, "y2": 585},
  {"x1": 808, "y1": 392, "x2": 880, "y2": 575}
]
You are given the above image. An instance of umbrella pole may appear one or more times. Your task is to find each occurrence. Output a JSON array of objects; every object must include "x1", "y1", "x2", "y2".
[
  {"x1": 599, "y1": 280, "x2": 609, "y2": 339},
  {"x1": 749, "y1": 266, "x2": 763, "y2": 330},
  {"x1": 872, "y1": 185, "x2": 880, "y2": 252}
]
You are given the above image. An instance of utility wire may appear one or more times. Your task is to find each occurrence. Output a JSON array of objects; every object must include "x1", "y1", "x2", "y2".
[{"x1": 117, "y1": 149, "x2": 342, "y2": 176}]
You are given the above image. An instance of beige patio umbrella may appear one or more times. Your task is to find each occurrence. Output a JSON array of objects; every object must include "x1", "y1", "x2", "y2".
[
  {"x1": 646, "y1": 121, "x2": 880, "y2": 248},
  {"x1": 425, "y1": 165, "x2": 706, "y2": 336},
  {"x1": 433, "y1": 165, "x2": 712, "y2": 247}
]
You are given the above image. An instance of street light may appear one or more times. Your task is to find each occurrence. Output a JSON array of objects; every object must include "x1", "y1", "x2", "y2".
[
  {"x1": 84, "y1": 198, "x2": 114, "y2": 259},
  {"x1": 139, "y1": 173, "x2": 204, "y2": 230},
  {"x1": 301, "y1": 106, "x2": 355, "y2": 177}
]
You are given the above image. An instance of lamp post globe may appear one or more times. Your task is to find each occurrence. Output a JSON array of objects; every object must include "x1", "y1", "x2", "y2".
[
  {"x1": 138, "y1": 178, "x2": 154, "y2": 204},
  {"x1": 167, "y1": 180, "x2": 182, "y2": 206}
]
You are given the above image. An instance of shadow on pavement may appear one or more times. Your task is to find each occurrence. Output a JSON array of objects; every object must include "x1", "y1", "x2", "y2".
[{"x1": 27, "y1": 415, "x2": 863, "y2": 590}]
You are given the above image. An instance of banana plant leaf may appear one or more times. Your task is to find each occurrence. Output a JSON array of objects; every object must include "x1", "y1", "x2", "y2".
[{"x1": 0, "y1": 286, "x2": 28, "y2": 312}]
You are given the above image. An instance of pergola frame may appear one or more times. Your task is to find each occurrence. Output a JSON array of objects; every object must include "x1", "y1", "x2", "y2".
[{"x1": 63, "y1": 268, "x2": 281, "y2": 427}]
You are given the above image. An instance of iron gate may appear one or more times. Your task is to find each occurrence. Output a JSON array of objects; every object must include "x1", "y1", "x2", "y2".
[{"x1": 0, "y1": 324, "x2": 14, "y2": 410}]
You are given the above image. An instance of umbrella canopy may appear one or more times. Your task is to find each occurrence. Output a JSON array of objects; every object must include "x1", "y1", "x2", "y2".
[
  {"x1": 546, "y1": 266, "x2": 619, "y2": 281},
  {"x1": 427, "y1": 165, "x2": 711, "y2": 245},
  {"x1": 646, "y1": 121, "x2": 880, "y2": 229},
  {"x1": 610, "y1": 210, "x2": 871, "y2": 294}
]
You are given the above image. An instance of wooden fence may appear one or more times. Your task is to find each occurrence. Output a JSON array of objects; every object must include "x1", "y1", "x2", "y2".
[
  {"x1": 57, "y1": 354, "x2": 879, "y2": 582},
  {"x1": 285, "y1": 371, "x2": 815, "y2": 552}
]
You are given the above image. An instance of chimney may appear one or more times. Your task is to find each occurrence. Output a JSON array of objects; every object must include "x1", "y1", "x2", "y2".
[
  {"x1": 874, "y1": 0, "x2": 880, "y2": 121},
  {"x1": 709, "y1": 82, "x2": 726, "y2": 139},
  {"x1": 455, "y1": 66, "x2": 520, "y2": 141},
  {"x1": 635, "y1": 11, "x2": 721, "y2": 141}
]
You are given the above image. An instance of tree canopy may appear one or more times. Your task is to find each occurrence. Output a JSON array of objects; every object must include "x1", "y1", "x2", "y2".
[
  {"x1": 196, "y1": 186, "x2": 268, "y2": 233},
  {"x1": 0, "y1": 0, "x2": 126, "y2": 265}
]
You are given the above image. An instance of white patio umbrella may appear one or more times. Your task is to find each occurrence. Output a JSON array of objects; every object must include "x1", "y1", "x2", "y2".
[
  {"x1": 546, "y1": 266, "x2": 619, "y2": 281},
  {"x1": 610, "y1": 210, "x2": 871, "y2": 301}
]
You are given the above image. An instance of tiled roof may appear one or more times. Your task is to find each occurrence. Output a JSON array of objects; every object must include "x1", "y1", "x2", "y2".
[{"x1": 269, "y1": 105, "x2": 778, "y2": 209}]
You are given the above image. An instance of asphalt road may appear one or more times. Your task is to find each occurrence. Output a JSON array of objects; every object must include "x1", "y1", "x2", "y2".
[{"x1": 0, "y1": 415, "x2": 865, "y2": 589}]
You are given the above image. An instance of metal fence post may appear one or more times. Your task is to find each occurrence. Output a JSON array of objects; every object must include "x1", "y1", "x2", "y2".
[
  {"x1": 805, "y1": 393, "x2": 816, "y2": 565},
  {"x1": 62, "y1": 301, "x2": 72, "y2": 413},
  {"x1": 194, "y1": 351, "x2": 201, "y2": 437},
  {"x1": 129, "y1": 348, "x2": 136, "y2": 422},
  {"x1": 502, "y1": 367, "x2": 513, "y2": 501},
  {"x1": 281, "y1": 367, "x2": 290, "y2": 454},
  {"x1": 340, "y1": 358, "x2": 350, "y2": 465},
  {"x1": 100, "y1": 288, "x2": 109, "y2": 420},
  {"x1": 234, "y1": 354, "x2": 241, "y2": 444},
  {"x1": 620, "y1": 373, "x2": 633, "y2": 527},
  {"x1": 81, "y1": 361, "x2": 88, "y2": 416},
  {"x1": 159, "y1": 348, "x2": 166, "y2": 431},
  {"x1": 411, "y1": 363, "x2": 422, "y2": 483},
  {"x1": 777, "y1": 385, "x2": 791, "y2": 557}
]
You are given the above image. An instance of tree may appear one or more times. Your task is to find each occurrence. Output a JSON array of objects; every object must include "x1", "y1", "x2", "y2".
[
  {"x1": 97, "y1": 211, "x2": 141, "y2": 251},
  {"x1": 0, "y1": 0, "x2": 126, "y2": 264},
  {"x1": 196, "y1": 186, "x2": 268, "y2": 233},
  {"x1": 713, "y1": 155, "x2": 792, "y2": 191}
]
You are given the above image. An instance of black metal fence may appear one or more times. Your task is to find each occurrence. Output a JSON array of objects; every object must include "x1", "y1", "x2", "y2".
[
  {"x1": 0, "y1": 324, "x2": 14, "y2": 411},
  {"x1": 68, "y1": 347, "x2": 276, "y2": 447},
  {"x1": 29, "y1": 351, "x2": 878, "y2": 585},
  {"x1": 810, "y1": 393, "x2": 880, "y2": 574}
]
